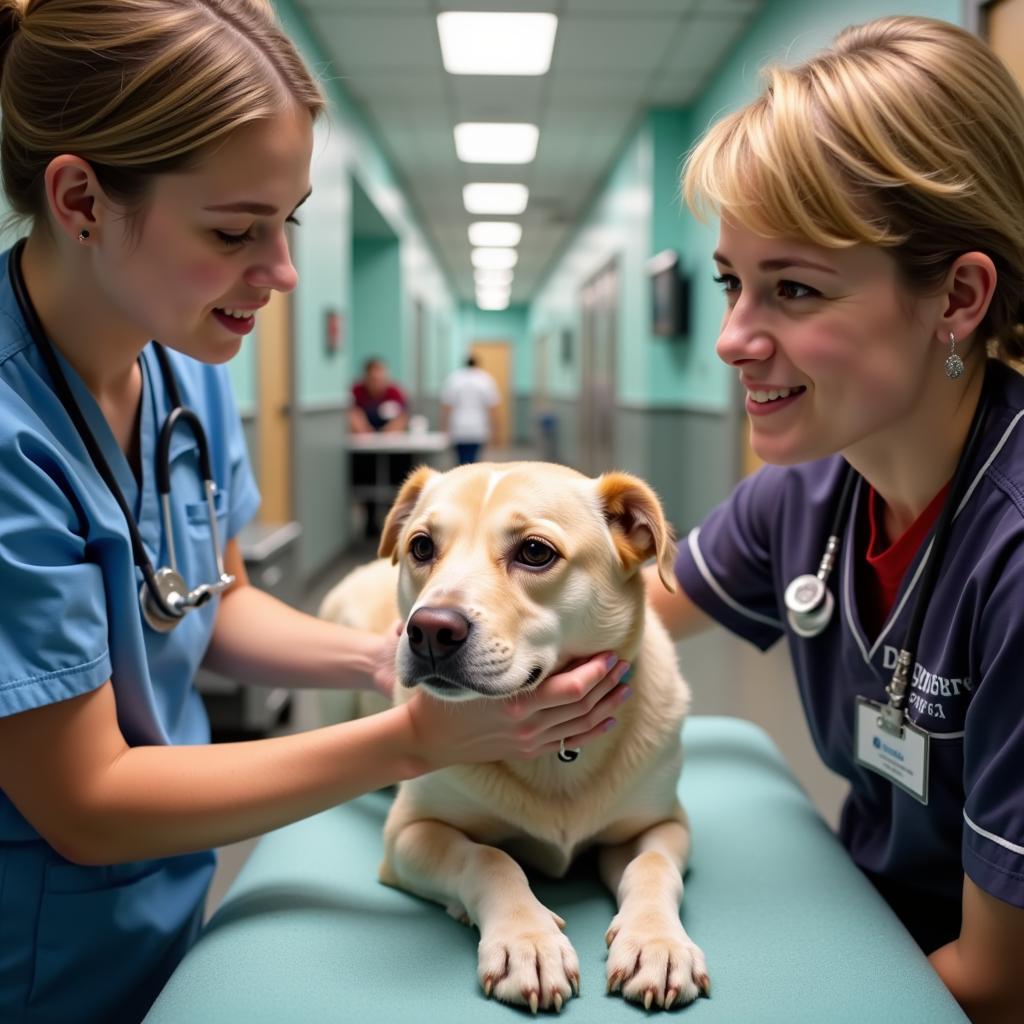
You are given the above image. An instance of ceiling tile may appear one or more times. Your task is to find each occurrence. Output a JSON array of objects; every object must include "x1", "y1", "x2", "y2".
[
  {"x1": 298, "y1": 1, "x2": 431, "y2": 11},
  {"x1": 647, "y1": 74, "x2": 707, "y2": 105},
  {"x1": 551, "y1": 17, "x2": 681, "y2": 74},
  {"x1": 449, "y1": 77, "x2": 548, "y2": 121},
  {"x1": 343, "y1": 70, "x2": 446, "y2": 105},
  {"x1": 295, "y1": 0, "x2": 763, "y2": 301},
  {"x1": 660, "y1": 16, "x2": 750, "y2": 80},
  {"x1": 546, "y1": 73, "x2": 652, "y2": 106},
  {"x1": 689, "y1": 0, "x2": 762, "y2": 13},
  {"x1": 315, "y1": 12, "x2": 441, "y2": 72}
]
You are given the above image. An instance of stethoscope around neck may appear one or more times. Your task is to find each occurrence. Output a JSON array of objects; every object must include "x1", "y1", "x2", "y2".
[
  {"x1": 9, "y1": 238, "x2": 234, "y2": 633},
  {"x1": 784, "y1": 397, "x2": 987, "y2": 640},
  {"x1": 782, "y1": 390, "x2": 988, "y2": 728}
]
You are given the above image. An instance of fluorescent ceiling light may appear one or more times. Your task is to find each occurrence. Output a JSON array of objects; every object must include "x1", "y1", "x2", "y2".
[
  {"x1": 476, "y1": 291, "x2": 511, "y2": 311},
  {"x1": 463, "y1": 183, "x2": 529, "y2": 215},
  {"x1": 471, "y1": 247, "x2": 518, "y2": 270},
  {"x1": 474, "y1": 268, "x2": 514, "y2": 287},
  {"x1": 438, "y1": 12, "x2": 558, "y2": 76},
  {"x1": 455, "y1": 123, "x2": 538, "y2": 164},
  {"x1": 468, "y1": 221, "x2": 522, "y2": 247}
]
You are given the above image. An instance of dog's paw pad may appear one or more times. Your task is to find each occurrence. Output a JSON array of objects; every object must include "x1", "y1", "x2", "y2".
[
  {"x1": 605, "y1": 915, "x2": 709, "y2": 1010},
  {"x1": 478, "y1": 921, "x2": 579, "y2": 1012}
]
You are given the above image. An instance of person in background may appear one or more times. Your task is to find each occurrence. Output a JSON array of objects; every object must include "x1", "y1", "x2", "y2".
[
  {"x1": 646, "y1": 17, "x2": 1024, "y2": 1023},
  {"x1": 348, "y1": 356, "x2": 411, "y2": 534},
  {"x1": 440, "y1": 355, "x2": 501, "y2": 465},
  {"x1": 0, "y1": 3, "x2": 632, "y2": 1020},
  {"x1": 348, "y1": 355, "x2": 408, "y2": 434}
]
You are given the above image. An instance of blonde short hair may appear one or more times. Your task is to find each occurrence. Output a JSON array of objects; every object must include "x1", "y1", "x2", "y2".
[
  {"x1": 0, "y1": 0, "x2": 324, "y2": 228},
  {"x1": 683, "y1": 16, "x2": 1024, "y2": 362}
]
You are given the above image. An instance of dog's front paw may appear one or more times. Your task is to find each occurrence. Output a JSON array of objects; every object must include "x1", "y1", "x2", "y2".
[
  {"x1": 605, "y1": 909, "x2": 710, "y2": 1010},
  {"x1": 478, "y1": 908, "x2": 580, "y2": 1013}
]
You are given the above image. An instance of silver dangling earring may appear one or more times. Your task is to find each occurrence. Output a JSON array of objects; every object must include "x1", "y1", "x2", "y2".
[
  {"x1": 557, "y1": 738, "x2": 580, "y2": 764},
  {"x1": 945, "y1": 331, "x2": 964, "y2": 380},
  {"x1": 78, "y1": 229, "x2": 90, "y2": 243}
]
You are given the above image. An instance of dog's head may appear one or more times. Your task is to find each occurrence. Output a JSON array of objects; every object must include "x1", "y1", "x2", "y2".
[{"x1": 378, "y1": 462, "x2": 675, "y2": 701}]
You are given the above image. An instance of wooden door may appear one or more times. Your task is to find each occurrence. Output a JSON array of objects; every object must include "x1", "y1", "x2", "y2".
[
  {"x1": 987, "y1": 0, "x2": 1024, "y2": 83},
  {"x1": 256, "y1": 287, "x2": 294, "y2": 523},
  {"x1": 469, "y1": 340, "x2": 511, "y2": 447}
]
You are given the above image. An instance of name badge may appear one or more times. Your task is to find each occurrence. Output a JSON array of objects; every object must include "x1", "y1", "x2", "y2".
[{"x1": 854, "y1": 697, "x2": 930, "y2": 804}]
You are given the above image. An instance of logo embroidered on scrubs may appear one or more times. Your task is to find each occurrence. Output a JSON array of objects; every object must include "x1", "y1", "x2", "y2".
[{"x1": 881, "y1": 645, "x2": 972, "y2": 729}]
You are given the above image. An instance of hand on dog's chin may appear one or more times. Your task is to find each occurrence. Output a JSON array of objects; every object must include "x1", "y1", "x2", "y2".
[
  {"x1": 405, "y1": 676, "x2": 479, "y2": 703},
  {"x1": 402, "y1": 665, "x2": 546, "y2": 702}
]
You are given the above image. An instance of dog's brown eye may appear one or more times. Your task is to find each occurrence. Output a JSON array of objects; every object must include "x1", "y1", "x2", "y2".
[
  {"x1": 409, "y1": 534, "x2": 435, "y2": 563},
  {"x1": 516, "y1": 539, "x2": 556, "y2": 569}
]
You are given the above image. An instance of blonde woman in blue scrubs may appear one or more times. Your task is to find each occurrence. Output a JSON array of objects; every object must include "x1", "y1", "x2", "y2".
[{"x1": 0, "y1": 3, "x2": 632, "y2": 1021}]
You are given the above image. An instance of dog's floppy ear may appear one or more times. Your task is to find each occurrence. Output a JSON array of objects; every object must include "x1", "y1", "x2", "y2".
[
  {"x1": 595, "y1": 471, "x2": 676, "y2": 592},
  {"x1": 378, "y1": 465, "x2": 438, "y2": 563}
]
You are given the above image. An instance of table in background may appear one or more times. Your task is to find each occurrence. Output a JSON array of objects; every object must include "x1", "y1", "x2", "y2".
[
  {"x1": 145, "y1": 717, "x2": 967, "y2": 1023},
  {"x1": 347, "y1": 430, "x2": 448, "y2": 526}
]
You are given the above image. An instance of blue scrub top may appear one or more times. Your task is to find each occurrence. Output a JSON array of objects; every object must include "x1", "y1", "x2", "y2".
[
  {"x1": 676, "y1": 358, "x2": 1024, "y2": 952},
  {"x1": 0, "y1": 244, "x2": 261, "y2": 1022}
]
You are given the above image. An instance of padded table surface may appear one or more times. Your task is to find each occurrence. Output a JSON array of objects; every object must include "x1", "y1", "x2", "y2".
[{"x1": 145, "y1": 717, "x2": 967, "y2": 1023}]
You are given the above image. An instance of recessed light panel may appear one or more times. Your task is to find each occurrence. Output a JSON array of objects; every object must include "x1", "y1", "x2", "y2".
[
  {"x1": 476, "y1": 290, "x2": 511, "y2": 311},
  {"x1": 474, "y1": 268, "x2": 514, "y2": 287},
  {"x1": 468, "y1": 222, "x2": 522, "y2": 247},
  {"x1": 455, "y1": 123, "x2": 539, "y2": 164},
  {"x1": 462, "y1": 183, "x2": 529, "y2": 215},
  {"x1": 471, "y1": 247, "x2": 519, "y2": 270},
  {"x1": 438, "y1": 12, "x2": 558, "y2": 76}
]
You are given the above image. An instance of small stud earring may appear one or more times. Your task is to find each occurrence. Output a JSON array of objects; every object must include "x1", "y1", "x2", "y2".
[
  {"x1": 945, "y1": 332, "x2": 964, "y2": 380},
  {"x1": 78, "y1": 229, "x2": 90, "y2": 242}
]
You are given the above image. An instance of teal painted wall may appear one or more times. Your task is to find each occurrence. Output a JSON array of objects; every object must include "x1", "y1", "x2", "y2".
[
  {"x1": 257, "y1": 0, "x2": 457, "y2": 416},
  {"x1": 351, "y1": 237, "x2": 403, "y2": 373},
  {"x1": 528, "y1": 119, "x2": 656, "y2": 404},
  {"x1": 528, "y1": 0, "x2": 964, "y2": 414}
]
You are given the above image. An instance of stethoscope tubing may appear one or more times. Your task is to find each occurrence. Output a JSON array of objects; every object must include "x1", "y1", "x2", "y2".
[
  {"x1": 789, "y1": 388, "x2": 989, "y2": 684},
  {"x1": 8, "y1": 238, "x2": 232, "y2": 629}
]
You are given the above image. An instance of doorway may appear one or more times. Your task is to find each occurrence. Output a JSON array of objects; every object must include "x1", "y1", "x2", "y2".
[
  {"x1": 469, "y1": 340, "x2": 512, "y2": 447},
  {"x1": 256, "y1": 273, "x2": 294, "y2": 523},
  {"x1": 579, "y1": 260, "x2": 618, "y2": 475}
]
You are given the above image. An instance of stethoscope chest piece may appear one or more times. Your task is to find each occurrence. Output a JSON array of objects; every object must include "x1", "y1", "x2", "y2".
[
  {"x1": 140, "y1": 567, "x2": 190, "y2": 634},
  {"x1": 784, "y1": 574, "x2": 836, "y2": 638}
]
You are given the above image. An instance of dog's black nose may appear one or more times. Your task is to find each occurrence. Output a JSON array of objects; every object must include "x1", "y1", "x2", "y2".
[{"x1": 406, "y1": 607, "x2": 471, "y2": 660}]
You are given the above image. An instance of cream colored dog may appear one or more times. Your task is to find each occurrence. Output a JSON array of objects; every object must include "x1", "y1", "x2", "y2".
[{"x1": 320, "y1": 462, "x2": 709, "y2": 1012}]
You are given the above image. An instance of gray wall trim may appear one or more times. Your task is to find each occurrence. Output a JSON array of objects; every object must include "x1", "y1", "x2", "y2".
[
  {"x1": 617, "y1": 400, "x2": 728, "y2": 415},
  {"x1": 533, "y1": 398, "x2": 738, "y2": 537},
  {"x1": 297, "y1": 398, "x2": 350, "y2": 415},
  {"x1": 292, "y1": 406, "x2": 351, "y2": 582}
]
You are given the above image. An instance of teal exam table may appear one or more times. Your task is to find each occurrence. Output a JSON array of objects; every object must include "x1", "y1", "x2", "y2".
[{"x1": 145, "y1": 717, "x2": 968, "y2": 1023}]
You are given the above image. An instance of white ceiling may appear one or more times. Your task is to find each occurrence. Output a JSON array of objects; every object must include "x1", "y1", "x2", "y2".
[{"x1": 294, "y1": 0, "x2": 762, "y2": 303}]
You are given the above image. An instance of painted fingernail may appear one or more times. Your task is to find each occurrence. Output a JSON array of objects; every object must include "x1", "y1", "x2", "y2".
[
  {"x1": 603, "y1": 718, "x2": 618, "y2": 732},
  {"x1": 617, "y1": 663, "x2": 632, "y2": 683},
  {"x1": 618, "y1": 685, "x2": 633, "y2": 701},
  {"x1": 605, "y1": 653, "x2": 618, "y2": 671}
]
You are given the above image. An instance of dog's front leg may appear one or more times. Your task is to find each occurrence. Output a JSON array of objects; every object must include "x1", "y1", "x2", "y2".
[
  {"x1": 598, "y1": 812, "x2": 710, "y2": 1010},
  {"x1": 385, "y1": 820, "x2": 581, "y2": 1012}
]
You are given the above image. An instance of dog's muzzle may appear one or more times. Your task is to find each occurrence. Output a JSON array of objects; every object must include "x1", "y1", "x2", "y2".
[{"x1": 406, "y1": 607, "x2": 471, "y2": 662}]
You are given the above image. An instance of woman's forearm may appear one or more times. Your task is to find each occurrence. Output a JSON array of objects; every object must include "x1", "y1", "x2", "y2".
[
  {"x1": 72, "y1": 704, "x2": 425, "y2": 865},
  {"x1": 203, "y1": 582, "x2": 383, "y2": 691}
]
